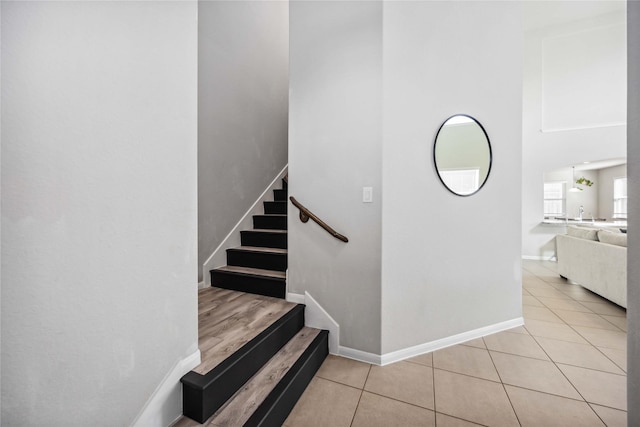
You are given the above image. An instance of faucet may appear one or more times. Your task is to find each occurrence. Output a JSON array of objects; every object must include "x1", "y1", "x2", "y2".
[{"x1": 578, "y1": 205, "x2": 584, "y2": 222}]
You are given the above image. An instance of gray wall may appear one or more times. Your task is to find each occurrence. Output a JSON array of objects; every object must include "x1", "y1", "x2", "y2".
[
  {"x1": 1, "y1": 2, "x2": 198, "y2": 424},
  {"x1": 288, "y1": 0, "x2": 383, "y2": 354},
  {"x1": 628, "y1": 0, "x2": 639, "y2": 423},
  {"x1": 198, "y1": 1, "x2": 289, "y2": 281},
  {"x1": 381, "y1": 1, "x2": 523, "y2": 353}
]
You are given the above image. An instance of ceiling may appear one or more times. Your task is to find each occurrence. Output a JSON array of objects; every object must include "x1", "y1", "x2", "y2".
[{"x1": 573, "y1": 158, "x2": 627, "y2": 171}]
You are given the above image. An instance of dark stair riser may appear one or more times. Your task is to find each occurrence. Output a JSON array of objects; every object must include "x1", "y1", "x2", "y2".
[
  {"x1": 253, "y1": 215, "x2": 287, "y2": 230},
  {"x1": 241, "y1": 230, "x2": 287, "y2": 249},
  {"x1": 227, "y1": 249, "x2": 287, "y2": 272},
  {"x1": 263, "y1": 201, "x2": 287, "y2": 215},
  {"x1": 245, "y1": 330, "x2": 329, "y2": 427},
  {"x1": 181, "y1": 305, "x2": 305, "y2": 423},
  {"x1": 211, "y1": 270, "x2": 286, "y2": 299},
  {"x1": 273, "y1": 189, "x2": 287, "y2": 202},
  {"x1": 281, "y1": 178, "x2": 288, "y2": 191}
]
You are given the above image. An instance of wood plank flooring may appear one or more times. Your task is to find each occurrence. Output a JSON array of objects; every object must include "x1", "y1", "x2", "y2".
[{"x1": 194, "y1": 287, "x2": 297, "y2": 375}]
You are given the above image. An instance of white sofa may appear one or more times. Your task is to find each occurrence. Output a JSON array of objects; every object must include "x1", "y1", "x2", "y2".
[{"x1": 556, "y1": 226, "x2": 627, "y2": 308}]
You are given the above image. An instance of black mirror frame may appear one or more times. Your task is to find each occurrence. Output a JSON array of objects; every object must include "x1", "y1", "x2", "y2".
[{"x1": 433, "y1": 114, "x2": 493, "y2": 197}]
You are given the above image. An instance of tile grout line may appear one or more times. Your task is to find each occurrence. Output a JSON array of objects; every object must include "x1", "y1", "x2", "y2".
[
  {"x1": 348, "y1": 364, "x2": 371, "y2": 427},
  {"x1": 525, "y1": 271, "x2": 623, "y2": 421},
  {"x1": 432, "y1": 354, "x2": 437, "y2": 427},
  {"x1": 435, "y1": 411, "x2": 490, "y2": 427},
  {"x1": 525, "y1": 269, "x2": 627, "y2": 419},
  {"x1": 525, "y1": 282, "x2": 599, "y2": 412},
  {"x1": 484, "y1": 338, "x2": 523, "y2": 427},
  {"x1": 533, "y1": 283, "x2": 628, "y2": 374},
  {"x1": 359, "y1": 389, "x2": 434, "y2": 413}
]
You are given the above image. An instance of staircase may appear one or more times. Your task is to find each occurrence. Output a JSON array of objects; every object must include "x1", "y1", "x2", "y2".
[
  {"x1": 177, "y1": 176, "x2": 329, "y2": 426},
  {"x1": 209, "y1": 177, "x2": 288, "y2": 299}
]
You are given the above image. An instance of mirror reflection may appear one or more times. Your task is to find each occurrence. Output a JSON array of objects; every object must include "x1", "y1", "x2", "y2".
[{"x1": 434, "y1": 115, "x2": 492, "y2": 196}]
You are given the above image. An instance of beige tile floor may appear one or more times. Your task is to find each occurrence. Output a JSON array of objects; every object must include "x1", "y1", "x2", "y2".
[{"x1": 285, "y1": 260, "x2": 627, "y2": 427}]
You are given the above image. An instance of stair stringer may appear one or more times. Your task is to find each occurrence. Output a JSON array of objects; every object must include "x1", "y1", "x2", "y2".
[
  {"x1": 201, "y1": 165, "x2": 288, "y2": 288},
  {"x1": 287, "y1": 291, "x2": 339, "y2": 355}
]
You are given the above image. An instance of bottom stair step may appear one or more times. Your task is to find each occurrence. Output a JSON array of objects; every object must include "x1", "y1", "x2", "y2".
[{"x1": 175, "y1": 327, "x2": 329, "y2": 427}]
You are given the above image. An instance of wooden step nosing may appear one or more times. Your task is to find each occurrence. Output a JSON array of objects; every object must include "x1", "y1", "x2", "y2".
[
  {"x1": 242, "y1": 229, "x2": 288, "y2": 234},
  {"x1": 244, "y1": 330, "x2": 329, "y2": 427},
  {"x1": 181, "y1": 304, "x2": 305, "y2": 389},
  {"x1": 227, "y1": 247, "x2": 288, "y2": 255},
  {"x1": 212, "y1": 267, "x2": 285, "y2": 281}
]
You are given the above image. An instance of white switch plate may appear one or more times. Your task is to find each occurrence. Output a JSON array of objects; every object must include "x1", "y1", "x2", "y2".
[{"x1": 362, "y1": 187, "x2": 373, "y2": 203}]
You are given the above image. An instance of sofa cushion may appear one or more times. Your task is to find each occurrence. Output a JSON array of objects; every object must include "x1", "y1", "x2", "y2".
[
  {"x1": 567, "y1": 226, "x2": 598, "y2": 241},
  {"x1": 598, "y1": 230, "x2": 628, "y2": 247}
]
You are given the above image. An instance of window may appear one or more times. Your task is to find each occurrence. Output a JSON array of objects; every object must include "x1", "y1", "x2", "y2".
[
  {"x1": 613, "y1": 177, "x2": 627, "y2": 219},
  {"x1": 544, "y1": 182, "x2": 565, "y2": 217},
  {"x1": 439, "y1": 169, "x2": 480, "y2": 195}
]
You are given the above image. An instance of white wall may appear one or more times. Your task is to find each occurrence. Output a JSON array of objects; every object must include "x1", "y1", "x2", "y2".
[
  {"x1": 198, "y1": 0, "x2": 289, "y2": 282},
  {"x1": 381, "y1": 1, "x2": 523, "y2": 353},
  {"x1": 1, "y1": 2, "x2": 198, "y2": 425},
  {"x1": 598, "y1": 164, "x2": 627, "y2": 219},
  {"x1": 628, "y1": 1, "x2": 639, "y2": 423},
  {"x1": 288, "y1": 0, "x2": 383, "y2": 354},
  {"x1": 522, "y1": 7, "x2": 627, "y2": 258}
]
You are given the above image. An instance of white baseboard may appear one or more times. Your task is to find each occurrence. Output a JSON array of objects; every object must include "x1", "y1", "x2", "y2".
[
  {"x1": 338, "y1": 346, "x2": 382, "y2": 365},
  {"x1": 287, "y1": 292, "x2": 340, "y2": 355},
  {"x1": 379, "y1": 317, "x2": 524, "y2": 366},
  {"x1": 197, "y1": 281, "x2": 205, "y2": 290},
  {"x1": 288, "y1": 295, "x2": 523, "y2": 367},
  {"x1": 132, "y1": 349, "x2": 201, "y2": 427},
  {"x1": 286, "y1": 292, "x2": 305, "y2": 304},
  {"x1": 522, "y1": 255, "x2": 557, "y2": 261},
  {"x1": 304, "y1": 292, "x2": 340, "y2": 355},
  {"x1": 337, "y1": 318, "x2": 524, "y2": 366},
  {"x1": 202, "y1": 165, "x2": 288, "y2": 286}
]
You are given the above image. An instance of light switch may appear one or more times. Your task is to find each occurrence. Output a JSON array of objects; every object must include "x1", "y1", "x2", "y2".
[{"x1": 362, "y1": 187, "x2": 373, "y2": 203}]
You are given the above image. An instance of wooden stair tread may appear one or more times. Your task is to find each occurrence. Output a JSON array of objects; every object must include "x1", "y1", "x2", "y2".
[
  {"x1": 229, "y1": 246, "x2": 288, "y2": 254},
  {"x1": 207, "y1": 327, "x2": 321, "y2": 426},
  {"x1": 214, "y1": 265, "x2": 286, "y2": 280},
  {"x1": 194, "y1": 287, "x2": 296, "y2": 375},
  {"x1": 247, "y1": 228, "x2": 288, "y2": 234}
]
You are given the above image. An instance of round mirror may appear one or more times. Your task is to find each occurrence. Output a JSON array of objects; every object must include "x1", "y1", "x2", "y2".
[{"x1": 433, "y1": 114, "x2": 492, "y2": 196}]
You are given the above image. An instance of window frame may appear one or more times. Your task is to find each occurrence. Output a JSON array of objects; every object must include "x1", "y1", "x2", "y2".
[
  {"x1": 613, "y1": 177, "x2": 627, "y2": 219},
  {"x1": 543, "y1": 181, "x2": 566, "y2": 218}
]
